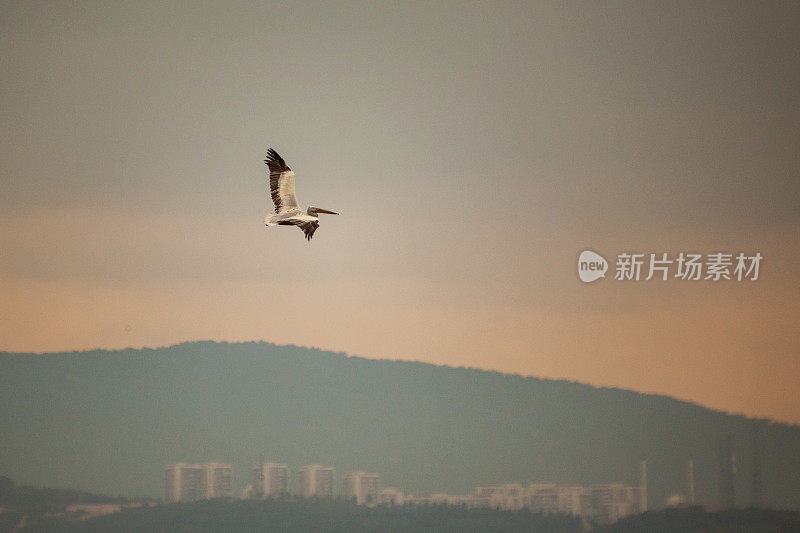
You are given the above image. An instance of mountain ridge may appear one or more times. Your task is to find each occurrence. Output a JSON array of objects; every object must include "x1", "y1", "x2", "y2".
[
  {"x1": 1, "y1": 340, "x2": 798, "y2": 510},
  {"x1": 5, "y1": 339, "x2": 787, "y2": 428}
]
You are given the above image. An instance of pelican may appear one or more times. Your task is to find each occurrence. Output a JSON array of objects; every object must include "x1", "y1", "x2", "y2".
[{"x1": 263, "y1": 148, "x2": 339, "y2": 241}]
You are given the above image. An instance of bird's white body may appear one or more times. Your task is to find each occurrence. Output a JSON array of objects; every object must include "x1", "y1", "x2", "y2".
[
  {"x1": 264, "y1": 208, "x2": 319, "y2": 227},
  {"x1": 263, "y1": 148, "x2": 338, "y2": 240}
]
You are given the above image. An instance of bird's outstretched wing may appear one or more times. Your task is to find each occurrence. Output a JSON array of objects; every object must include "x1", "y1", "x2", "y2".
[
  {"x1": 296, "y1": 219, "x2": 319, "y2": 241},
  {"x1": 277, "y1": 217, "x2": 319, "y2": 241},
  {"x1": 265, "y1": 148, "x2": 299, "y2": 214}
]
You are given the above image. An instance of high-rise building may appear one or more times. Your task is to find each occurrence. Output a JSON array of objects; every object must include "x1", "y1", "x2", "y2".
[
  {"x1": 592, "y1": 483, "x2": 644, "y2": 524},
  {"x1": 164, "y1": 462, "x2": 232, "y2": 502},
  {"x1": 344, "y1": 471, "x2": 380, "y2": 505},
  {"x1": 640, "y1": 460, "x2": 648, "y2": 512},
  {"x1": 297, "y1": 465, "x2": 335, "y2": 498},
  {"x1": 199, "y1": 462, "x2": 233, "y2": 499},
  {"x1": 165, "y1": 463, "x2": 202, "y2": 503},
  {"x1": 718, "y1": 434, "x2": 736, "y2": 508},
  {"x1": 253, "y1": 462, "x2": 289, "y2": 497},
  {"x1": 752, "y1": 421, "x2": 762, "y2": 507}
]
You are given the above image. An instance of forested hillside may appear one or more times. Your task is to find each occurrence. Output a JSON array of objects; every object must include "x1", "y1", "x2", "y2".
[{"x1": 2, "y1": 342, "x2": 798, "y2": 509}]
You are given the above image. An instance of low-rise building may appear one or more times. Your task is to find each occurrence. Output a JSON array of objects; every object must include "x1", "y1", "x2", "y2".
[
  {"x1": 474, "y1": 483, "x2": 524, "y2": 510},
  {"x1": 377, "y1": 488, "x2": 404, "y2": 505}
]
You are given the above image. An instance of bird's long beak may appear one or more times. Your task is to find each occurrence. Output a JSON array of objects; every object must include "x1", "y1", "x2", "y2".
[{"x1": 315, "y1": 208, "x2": 339, "y2": 215}]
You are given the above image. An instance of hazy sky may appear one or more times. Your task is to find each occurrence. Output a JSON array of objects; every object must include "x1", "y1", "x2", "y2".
[{"x1": 2, "y1": 2, "x2": 799, "y2": 423}]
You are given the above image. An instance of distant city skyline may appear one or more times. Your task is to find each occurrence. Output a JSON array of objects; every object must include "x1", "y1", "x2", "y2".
[{"x1": 164, "y1": 458, "x2": 648, "y2": 524}]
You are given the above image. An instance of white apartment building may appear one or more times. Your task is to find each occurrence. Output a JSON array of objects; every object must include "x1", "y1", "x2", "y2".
[
  {"x1": 524, "y1": 481, "x2": 642, "y2": 523},
  {"x1": 253, "y1": 462, "x2": 289, "y2": 497},
  {"x1": 344, "y1": 471, "x2": 380, "y2": 505},
  {"x1": 199, "y1": 462, "x2": 233, "y2": 499},
  {"x1": 474, "y1": 483, "x2": 524, "y2": 510},
  {"x1": 526, "y1": 483, "x2": 592, "y2": 516},
  {"x1": 165, "y1": 463, "x2": 201, "y2": 503},
  {"x1": 297, "y1": 465, "x2": 335, "y2": 498},
  {"x1": 592, "y1": 483, "x2": 644, "y2": 524},
  {"x1": 165, "y1": 462, "x2": 232, "y2": 502},
  {"x1": 400, "y1": 480, "x2": 642, "y2": 525}
]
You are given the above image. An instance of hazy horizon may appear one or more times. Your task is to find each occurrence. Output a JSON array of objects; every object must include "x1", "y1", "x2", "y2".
[{"x1": 2, "y1": 2, "x2": 799, "y2": 426}]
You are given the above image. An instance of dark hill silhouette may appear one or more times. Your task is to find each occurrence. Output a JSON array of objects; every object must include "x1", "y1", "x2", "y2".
[
  {"x1": 597, "y1": 506, "x2": 800, "y2": 532},
  {"x1": 18, "y1": 498, "x2": 583, "y2": 533},
  {"x1": 1, "y1": 341, "x2": 798, "y2": 509}
]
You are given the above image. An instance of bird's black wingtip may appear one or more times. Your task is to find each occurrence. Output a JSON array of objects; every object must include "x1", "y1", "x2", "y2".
[{"x1": 264, "y1": 148, "x2": 289, "y2": 171}]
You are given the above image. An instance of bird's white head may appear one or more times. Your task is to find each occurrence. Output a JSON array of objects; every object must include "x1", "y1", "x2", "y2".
[{"x1": 307, "y1": 206, "x2": 339, "y2": 216}]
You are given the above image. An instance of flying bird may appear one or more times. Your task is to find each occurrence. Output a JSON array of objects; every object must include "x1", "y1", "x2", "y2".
[{"x1": 263, "y1": 148, "x2": 339, "y2": 241}]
